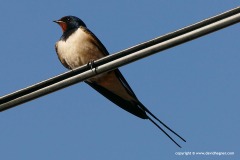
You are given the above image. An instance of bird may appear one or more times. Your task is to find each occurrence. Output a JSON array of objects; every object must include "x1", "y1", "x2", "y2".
[{"x1": 54, "y1": 16, "x2": 186, "y2": 147}]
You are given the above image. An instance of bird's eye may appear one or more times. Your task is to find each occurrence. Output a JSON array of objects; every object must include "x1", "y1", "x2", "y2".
[{"x1": 67, "y1": 18, "x2": 70, "y2": 22}]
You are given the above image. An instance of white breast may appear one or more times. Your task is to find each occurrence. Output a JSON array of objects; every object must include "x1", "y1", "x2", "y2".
[{"x1": 56, "y1": 28, "x2": 103, "y2": 69}]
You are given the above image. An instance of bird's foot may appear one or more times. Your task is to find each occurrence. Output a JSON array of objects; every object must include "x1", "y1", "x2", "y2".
[{"x1": 87, "y1": 59, "x2": 97, "y2": 73}]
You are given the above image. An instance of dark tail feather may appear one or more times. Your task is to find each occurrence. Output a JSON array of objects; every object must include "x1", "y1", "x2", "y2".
[
  {"x1": 147, "y1": 116, "x2": 182, "y2": 148},
  {"x1": 138, "y1": 102, "x2": 186, "y2": 147}
]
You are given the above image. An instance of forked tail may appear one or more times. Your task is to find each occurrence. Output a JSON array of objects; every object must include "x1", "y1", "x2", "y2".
[{"x1": 139, "y1": 102, "x2": 186, "y2": 148}]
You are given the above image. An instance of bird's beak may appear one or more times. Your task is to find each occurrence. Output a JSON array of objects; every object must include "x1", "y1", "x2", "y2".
[
  {"x1": 53, "y1": 20, "x2": 62, "y2": 23},
  {"x1": 53, "y1": 20, "x2": 67, "y2": 32}
]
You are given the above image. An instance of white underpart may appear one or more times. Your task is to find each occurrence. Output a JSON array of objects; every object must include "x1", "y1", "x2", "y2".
[{"x1": 56, "y1": 28, "x2": 104, "y2": 69}]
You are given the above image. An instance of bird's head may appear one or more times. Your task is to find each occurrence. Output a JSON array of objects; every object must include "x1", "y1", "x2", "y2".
[{"x1": 54, "y1": 16, "x2": 86, "y2": 33}]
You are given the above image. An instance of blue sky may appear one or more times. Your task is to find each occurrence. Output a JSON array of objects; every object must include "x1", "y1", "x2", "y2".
[{"x1": 1, "y1": 1, "x2": 239, "y2": 160}]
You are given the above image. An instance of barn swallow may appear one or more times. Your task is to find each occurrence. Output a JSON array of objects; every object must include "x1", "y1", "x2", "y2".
[{"x1": 54, "y1": 16, "x2": 186, "y2": 147}]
